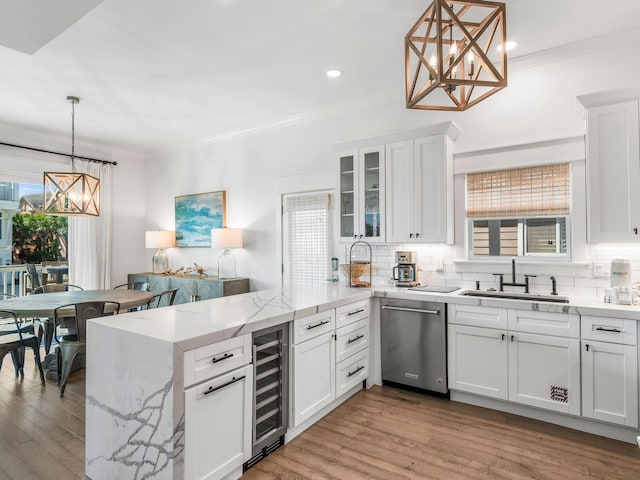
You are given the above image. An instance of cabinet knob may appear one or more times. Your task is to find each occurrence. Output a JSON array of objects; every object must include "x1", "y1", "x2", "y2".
[
  {"x1": 634, "y1": 228, "x2": 638, "y2": 235},
  {"x1": 510, "y1": 335, "x2": 515, "y2": 342},
  {"x1": 416, "y1": 233, "x2": 420, "y2": 238},
  {"x1": 585, "y1": 344, "x2": 590, "y2": 352},
  {"x1": 409, "y1": 233, "x2": 413, "y2": 238},
  {"x1": 354, "y1": 234, "x2": 357, "y2": 239}
]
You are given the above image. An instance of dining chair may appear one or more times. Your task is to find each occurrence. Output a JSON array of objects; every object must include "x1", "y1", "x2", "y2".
[
  {"x1": 25, "y1": 263, "x2": 41, "y2": 293},
  {"x1": 31, "y1": 284, "x2": 84, "y2": 295},
  {"x1": 32, "y1": 283, "x2": 85, "y2": 355},
  {"x1": 113, "y1": 282, "x2": 151, "y2": 291},
  {"x1": 55, "y1": 301, "x2": 121, "y2": 397},
  {"x1": 0, "y1": 310, "x2": 45, "y2": 383},
  {"x1": 145, "y1": 288, "x2": 179, "y2": 309},
  {"x1": 0, "y1": 294, "x2": 37, "y2": 375}
]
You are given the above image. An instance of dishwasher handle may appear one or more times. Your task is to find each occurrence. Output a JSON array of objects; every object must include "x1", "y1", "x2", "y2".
[{"x1": 382, "y1": 305, "x2": 440, "y2": 315}]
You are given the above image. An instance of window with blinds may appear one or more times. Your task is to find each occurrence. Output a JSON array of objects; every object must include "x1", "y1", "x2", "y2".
[
  {"x1": 282, "y1": 192, "x2": 331, "y2": 286},
  {"x1": 465, "y1": 163, "x2": 570, "y2": 258}
]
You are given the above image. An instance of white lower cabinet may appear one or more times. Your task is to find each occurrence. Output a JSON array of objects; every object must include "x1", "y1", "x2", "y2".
[
  {"x1": 448, "y1": 324, "x2": 508, "y2": 399},
  {"x1": 292, "y1": 330, "x2": 336, "y2": 427},
  {"x1": 448, "y1": 305, "x2": 581, "y2": 415},
  {"x1": 184, "y1": 364, "x2": 253, "y2": 480},
  {"x1": 581, "y1": 316, "x2": 639, "y2": 428},
  {"x1": 291, "y1": 301, "x2": 370, "y2": 430},
  {"x1": 508, "y1": 332, "x2": 580, "y2": 414}
]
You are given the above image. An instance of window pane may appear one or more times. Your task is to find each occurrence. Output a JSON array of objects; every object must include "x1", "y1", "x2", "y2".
[{"x1": 500, "y1": 220, "x2": 518, "y2": 256}]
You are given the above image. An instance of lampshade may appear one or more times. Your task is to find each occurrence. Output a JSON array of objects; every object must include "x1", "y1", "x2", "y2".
[
  {"x1": 43, "y1": 96, "x2": 101, "y2": 216},
  {"x1": 211, "y1": 228, "x2": 243, "y2": 249},
  {"x1": 145, "y1": 231, "x2": 176, "y2": 249},
  {"x1": 405, "y1": 0, "x2": 507, "y2": 111}
]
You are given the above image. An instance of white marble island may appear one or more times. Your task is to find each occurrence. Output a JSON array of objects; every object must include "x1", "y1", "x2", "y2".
[{"x1": 85, "y1": 285, "x2": 372, "y2": 480}]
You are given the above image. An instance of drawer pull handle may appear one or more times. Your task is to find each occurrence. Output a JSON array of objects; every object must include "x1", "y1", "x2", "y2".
[
  {"x1": 212, "y1": 353, "x2": 234, "y2": 364},
  {"x1": 348, "y1": 308, "x2": 365, "y2": 316},
  {"x1": 595, "y1": 327, "x2": 622, "y2": 333},
  {"x1": 347, "y1": 365, "x2": 365, "y2": 378},
  {"x1": 347, "y1": 334, "x2": 365, "y2": 344},
  {"x1": 307, "y1": 319, "x2": 330, "y2": 330},
  {"x1": 203, "y1": 375, "x2": 245, "y2": 396}
]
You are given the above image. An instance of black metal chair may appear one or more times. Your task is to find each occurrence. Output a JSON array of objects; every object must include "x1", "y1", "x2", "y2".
[
  {"x1": 0, "y1": 294, "x2": 36, "y2": 375},
  {"x1": 32, "y1": 284, "x2": 84, "y2": 354},
  {"x1": 55, "y1": 301, "x2": 120, "y2": 397},
  {"x1": 0, "y1": 310, "x2": 45, "y2": 383},
  {"x1": 25, "y1": 263, "x2": 41, "y2": 293},
  {"x1": 31, "y1": 284, "x2": 84, "y2": 295},
  {"x1": 145, "y1": 288, "x2": 179, "y2": 309},
  {"x1": 113, "y1": 282, "x2": 150, "y2": 291}
]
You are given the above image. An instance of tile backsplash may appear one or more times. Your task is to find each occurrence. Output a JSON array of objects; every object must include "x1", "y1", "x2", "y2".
[{"x1": 337, "y1": 243, "x2": 640, "y2": 300}]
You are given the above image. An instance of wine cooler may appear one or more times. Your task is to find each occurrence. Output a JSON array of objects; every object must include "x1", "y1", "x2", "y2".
[{"x1": 243, "y1": 323, "x2": 289, "y2": 471}]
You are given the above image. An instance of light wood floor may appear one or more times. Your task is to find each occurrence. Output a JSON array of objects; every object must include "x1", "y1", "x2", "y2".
[
  {"x1": 0, "y1": 347, "x2": 85, "y2": 480},
  {"x1": 2, "y1": 355, "x2": 640, "y2": 480},
  {"x1": 244, "y1": 387, "x2": 640, "y2": 480}
]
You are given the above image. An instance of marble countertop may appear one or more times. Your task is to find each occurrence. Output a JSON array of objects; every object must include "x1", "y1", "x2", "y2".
[
  {"x1": 375, "y1": 285, "x2": 640, "y2": 320},
  {"x1": 89, "y1": 284, "x2": 373, "y2": 351},
  {"x1": 89, "y1": 282, "x2": 640, "y2": 352}
]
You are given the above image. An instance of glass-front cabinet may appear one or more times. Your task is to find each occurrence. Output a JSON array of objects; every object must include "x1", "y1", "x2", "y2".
[{"x1": 338, "y1": 146, "x2": 385, "y2": 242}]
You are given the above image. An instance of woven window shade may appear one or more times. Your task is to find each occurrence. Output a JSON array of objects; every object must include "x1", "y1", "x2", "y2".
[{"x1": 466, "y1": 163, "x2": 570, "y2": 218}]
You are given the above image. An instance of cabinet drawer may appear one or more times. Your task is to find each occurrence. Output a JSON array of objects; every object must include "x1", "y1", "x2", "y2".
[
  {"x1": 336, "y1": 318, "x2": 370, "y2": 364},
  {"x1": 336, "y1": 300, "x2": 369, "y2": 328},
  {"x1": 508, "y1": 310, "x2": 579, "y2": 338},
  {"x1": 581, "y1": 316, "x2": 638, "y2": 345},
  {"x1": 293, "y1": 310, "x2": 335, "y2": 344},
  {"x1": 449, "y1": 304, "x2": 508, "y2": 329},
  {"x1": 336, "y1": 347, "x2": 369, "y2": 398},
  {"x1": 184, "y1": 335, "x2": 251, "y2": 388}
]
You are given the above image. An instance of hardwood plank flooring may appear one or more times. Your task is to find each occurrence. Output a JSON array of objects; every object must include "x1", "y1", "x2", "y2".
[
  {"x1": 2, "y1": 353, "x2": 640, "y2": 479},
  {"x1": 244, "y1": 387, "x2": 640, "y2": 480},
  {"x1": 0, "y1": 347, "x2": 85, "y2": 480}
]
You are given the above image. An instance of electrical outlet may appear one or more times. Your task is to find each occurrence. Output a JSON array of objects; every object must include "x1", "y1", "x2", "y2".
[
  {"x1": 435, "y1": 258, "x2": 444, "y2": 272},
  {"x1": 593, "y1": 261, "x2": 610, "y2": 278}
]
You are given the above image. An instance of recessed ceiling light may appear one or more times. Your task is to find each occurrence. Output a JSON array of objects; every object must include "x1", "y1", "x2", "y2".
[
  {"x1": 326, "y1": 69, "x2": 343, "y2": 78},
  {"x1": 497, "y1": 41, "x2": 517, "y2": 52}
]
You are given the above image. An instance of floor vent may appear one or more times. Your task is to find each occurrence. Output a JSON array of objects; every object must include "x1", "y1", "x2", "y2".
[{"x1": 243, "y1": 436, "x2": 285, "y2": 472}]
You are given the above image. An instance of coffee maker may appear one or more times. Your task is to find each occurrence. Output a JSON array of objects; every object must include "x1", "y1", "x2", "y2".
[{"x1": 393, "y1": 251, "x2": 418, "y2": 287}]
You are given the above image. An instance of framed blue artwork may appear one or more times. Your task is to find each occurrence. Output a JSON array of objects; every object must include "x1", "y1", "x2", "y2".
[{"x1": 175, "y1": 191, "x2": 226, "y2": 247}]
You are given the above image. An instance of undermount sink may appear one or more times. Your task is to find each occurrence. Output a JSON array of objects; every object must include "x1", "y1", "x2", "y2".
[{"x1": 460, "y1": 290, "x2": 570, "y2": 304}]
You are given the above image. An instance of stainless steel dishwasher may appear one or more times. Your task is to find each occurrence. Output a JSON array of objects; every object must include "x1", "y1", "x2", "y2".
[{"x1": 380, "y1": 298, "x2": 448, "y2": 394}]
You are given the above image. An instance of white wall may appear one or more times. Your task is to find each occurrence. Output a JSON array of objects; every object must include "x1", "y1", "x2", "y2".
[{"x1": 143, "y1": 38, "x2": 640, "y2": 292}]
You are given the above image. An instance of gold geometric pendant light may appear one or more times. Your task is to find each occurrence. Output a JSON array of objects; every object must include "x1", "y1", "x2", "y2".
[
  {"x1": 44, "y1": 96, "x2": 100, "y2": 216},
  {"x1": 405, "y1": 0, "x2": 507, "y2": 111}
]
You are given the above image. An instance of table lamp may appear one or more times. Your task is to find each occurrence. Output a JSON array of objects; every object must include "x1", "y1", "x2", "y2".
[
  {"x1": 211, "y1": 228, "x2": 243, "y2": 279},
  {"x1": 145, "y1": 230, "x2": 175, "y2": 274}
]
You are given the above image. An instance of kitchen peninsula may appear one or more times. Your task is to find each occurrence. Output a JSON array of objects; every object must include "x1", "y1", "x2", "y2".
[
  {"x1": 85, "y1": 285, "x2": 372, "y2": 480},
  {"x1": 86, "y1": 284, "x2": 640, "y2": 479}
]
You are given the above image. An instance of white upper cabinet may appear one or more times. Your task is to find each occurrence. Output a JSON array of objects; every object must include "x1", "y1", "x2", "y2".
[
  {"x1": 335, "y1": 122, "x2": 460, "y2": 245},
  {"x1": 338, "y1": 146, "x2": 385, "y2": 243},
  {"x1": 584, "y1": 99, "x2": 640, "y2": 242},
  {"x1": 386, "y1": 135, "x2": 454, "y2": 243}
]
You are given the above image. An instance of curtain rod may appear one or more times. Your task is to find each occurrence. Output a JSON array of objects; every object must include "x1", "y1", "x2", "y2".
[{"x1": 0, "y1": 141, "x2": 118, "y2": 166}]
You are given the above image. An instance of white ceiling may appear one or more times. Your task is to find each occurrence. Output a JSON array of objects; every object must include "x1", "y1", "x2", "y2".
[{"x1": 1, "y1": 0, "x2": 640, "y2": 156}]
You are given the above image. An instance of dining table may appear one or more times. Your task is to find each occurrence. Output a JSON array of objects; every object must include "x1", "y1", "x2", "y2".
[
  {"x1": 0, "y1": 289, "x2": 154, "y2": 377},
  {"x1": 0, "y1": 289, "x2": 154, "y2": 318}
]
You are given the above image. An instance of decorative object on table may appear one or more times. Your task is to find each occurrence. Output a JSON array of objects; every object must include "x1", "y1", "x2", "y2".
[
  {"x1": 347, "y1": 240, "x2": 372, "y2": 287},
  {"x1": 211, "y1": 228, "x2": 243, "y2": 279},
  {"x1": 405, "y1": 0, "x2": 507, "y2": 111},
  {"x1": 145, "y1": 230, "x2": 175, "y2": 274},
  {"x1": 175, "y1": 191, "x2": 226, "y2": 247},
  {"x1": 44, "y1": 96, "x2": 101, "y2": 216}
]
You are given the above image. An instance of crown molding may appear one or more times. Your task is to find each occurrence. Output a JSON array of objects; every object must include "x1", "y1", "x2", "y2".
[{"x1": 509, "y1": 25, "x2": 640, "y2": 71}]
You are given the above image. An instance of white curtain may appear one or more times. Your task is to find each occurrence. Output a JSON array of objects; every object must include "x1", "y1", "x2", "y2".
[{"x1": 68, "y1": 161, "x2": 113, "y2": 289}]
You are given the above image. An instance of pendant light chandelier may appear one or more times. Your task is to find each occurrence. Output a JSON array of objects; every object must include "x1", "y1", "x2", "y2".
[
  {"x1": 43, "y1": 96, "x2": 100, "y2": 216},
  {"x1": 405, "y1": 0, "x2": 507, "y2": 111}
]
